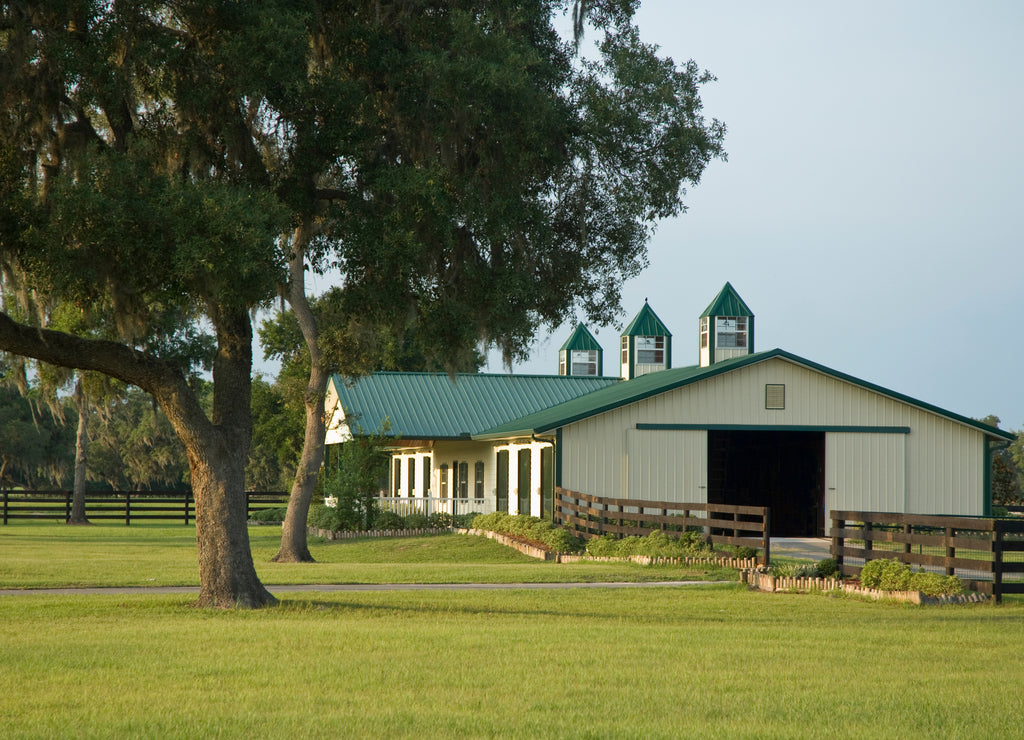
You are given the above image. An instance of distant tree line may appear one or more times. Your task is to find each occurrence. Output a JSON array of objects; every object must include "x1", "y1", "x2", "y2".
[{"x1": 982, "y1": 416, "x2": 1024, "y2": 506}]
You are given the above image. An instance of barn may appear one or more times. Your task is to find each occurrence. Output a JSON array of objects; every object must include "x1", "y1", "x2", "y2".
[{"x1": 325, "y1": 283, "x2": 1014, "y2": 535}]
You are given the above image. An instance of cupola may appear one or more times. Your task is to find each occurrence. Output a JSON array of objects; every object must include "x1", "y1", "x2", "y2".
[
  {"x1": 620, "y1": 301, "x2": 672, "y2": 380},
  {"x1": 558, "y1": 323, "x2": 603, "y2": 377},
  {"x1": 699, "y1": 282, "x2": 754, "y2": 367}
]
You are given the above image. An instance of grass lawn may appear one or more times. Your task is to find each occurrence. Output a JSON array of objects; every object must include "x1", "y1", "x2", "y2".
[
  {"x1": 0, "y1": 522, "x2": 735, "y2": 589},
  {"x1": 2, "y1": 523, "x2": 1024, "y2": 738},
  {"x1": 3, "y1": 588, "x2": 1024, "y2": 738}
]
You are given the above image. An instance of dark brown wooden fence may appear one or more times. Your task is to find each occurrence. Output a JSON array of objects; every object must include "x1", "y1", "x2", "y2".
[
  {"x1": 555, "y1": 487, "x2": 770, "y2": 565},
  {"x1": 830, "y1": 510, "x2": 1024, "y2": 603},
  {"x1": 1, "y1": 490, "x2": 289, "y2": 526}
]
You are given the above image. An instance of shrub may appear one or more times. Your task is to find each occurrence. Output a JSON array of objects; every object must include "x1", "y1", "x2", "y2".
[
  {"x1": 428, "y1": 512, "x2": 453, "y2": 528},
  {"x1": 585, "y1": 534, "x2": 619, "y2": 557},
  {"x1": 771, "y1": 561, "x2": 820, "y2": 578},
  {"x1": 404, "y1": 513, "x2": 430, "y2": 529},
  {"x1": 816, "y1": 558, "x2": 839, "y2": 578},
  {"x1": 250, "y1": 506, "x2": 287, "y2": 522},
  {"x1": 452, "y1": 512, "x2": 480, "y2": 528},
  {"x1": 373, "y1": 510, "x2": 406, "y2": 530},
  {"x1": 728, "y1": 545, "x2": 758, "y2": 560},
  {"x1": 859, "y1": 559, "x2": 964, "y2": 596},
  {"x1": 470, "y1": 513, "x2": 584, "y2": 554},
  {"x1": 308, "y1": 503, "x2": 344, "y2": 531},
  {"x1": 583, "y1": 530, "x2": 712, "y2": 559}
]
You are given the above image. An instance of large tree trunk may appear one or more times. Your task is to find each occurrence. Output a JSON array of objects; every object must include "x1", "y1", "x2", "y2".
[
  {"x1": 190, "y1": 438, "x2": 276, "y2": 608},
  {"x1": 0, "y1": 309, "x2": 277, "y2": 608},
  {"x1": 184, "y1": 306, "x2": 277, "y2": 607},
  {"x1": 68, "y1": 376, "x2": 90, "y2": 524},
  {"x1": 273, "y1": 223, "x2": 325, "y2": 563}
]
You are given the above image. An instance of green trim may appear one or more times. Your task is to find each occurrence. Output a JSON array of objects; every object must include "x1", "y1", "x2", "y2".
[
  {"x1": 635, "y1": 423, "x2": 912, "y2": 434},
  {"x1": 474, "y1": 348, "x2": 1015, "y2": 443}
]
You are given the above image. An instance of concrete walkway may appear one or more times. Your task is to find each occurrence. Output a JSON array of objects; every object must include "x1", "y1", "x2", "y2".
[{"x1": 772, "y1": 537, "x2": 832, "y2": 561}]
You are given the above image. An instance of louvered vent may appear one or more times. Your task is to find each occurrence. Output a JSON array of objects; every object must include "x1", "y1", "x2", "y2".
[{"x1": 765, "y1": 384, "x2": 785, "y2": 410}]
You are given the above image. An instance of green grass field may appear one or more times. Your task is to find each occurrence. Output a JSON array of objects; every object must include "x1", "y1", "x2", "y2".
[{"x1": 2, "y1": 523, "x2": 1023, "y2": 738}]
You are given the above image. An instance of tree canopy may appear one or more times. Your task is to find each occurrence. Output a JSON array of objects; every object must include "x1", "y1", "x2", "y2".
[{"x1": 1, "y1": 0, "x2": 725, "y2": 605}]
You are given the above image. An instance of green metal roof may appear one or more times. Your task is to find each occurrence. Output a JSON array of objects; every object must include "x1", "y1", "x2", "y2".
[
  {"x1": 701, "y1": 282, "x2": 753, "y2": 318},
  {"x1": 559, "y1": 323, "x2": 603, "y2": 352},
  {"x1": 330, "y1": 372, "x2": 619, "y2": 440},
  {"x1": 474, "y1": 349, "x2": 1016, "y2": 442},
  {"x1": 622, "y1": 302, "x2": 672, "y2": 337}
]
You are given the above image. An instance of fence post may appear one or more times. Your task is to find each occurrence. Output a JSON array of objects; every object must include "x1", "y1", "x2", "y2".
[
  {"x1": 863, "y1": 520, "x2": 873, "y2": 557},
  {"x1": 65, "y1": 491, "x2": 71, "y2": 522},
  {"x1": 761, "y1": 507, "x2": 771, "y2": 566},
  {"x1": 832, "y1": 512, "x2": 843, "y2": 571},
  {"x1": 944, "y1": 526, "x2": 955, "y2": 576},
  {"x1": 125, "y1": 491, "x2": 131, "y2": 526},
  {"x1": 903, "y1": 523, "x2": 912, "y2": 557},
  {"x1": 2, "y1": 489, "x2": 7, "y2": 526},
  {"x1": 993, "y1": 522, "x2": 1004, "y2": 605}
]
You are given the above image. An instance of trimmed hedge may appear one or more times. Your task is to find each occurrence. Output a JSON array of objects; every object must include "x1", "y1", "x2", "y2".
[
  {"x1": 470, "y1": 513, "x2": 585, "y2": 554},
  {"x1": 859, "y1": 559, "x2": 964, "y2": 596},
  {"x1": 585, "y1": 530, "x2": 713, "y2": 559},
  {"x1": 309, "y1": 504, "x2": 477, "y2": 533}
]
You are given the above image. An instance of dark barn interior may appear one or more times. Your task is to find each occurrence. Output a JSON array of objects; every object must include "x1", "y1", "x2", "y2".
[{"x1": 707, "y1": 430, "x2": 825, "y2": 537}]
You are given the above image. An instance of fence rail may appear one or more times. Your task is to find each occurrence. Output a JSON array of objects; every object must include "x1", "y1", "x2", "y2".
[
  {"x1": 555, "y1": 487, "x2": 770, "y2": 565},
  {"x1": 830, "y1": 510, "x2": 1024, "y2": 603},
  {"x1": 1, "y1": 490, "x2": 289, "y2": 526}
]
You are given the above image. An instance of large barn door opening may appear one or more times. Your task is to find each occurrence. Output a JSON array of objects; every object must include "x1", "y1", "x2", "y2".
[{"x1": 707, "y1": 430, "x2": 825, "y2": 537}]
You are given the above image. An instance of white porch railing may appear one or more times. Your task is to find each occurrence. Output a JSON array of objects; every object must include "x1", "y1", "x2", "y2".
[{"x1": 376, "y1": 496, "x2": 496, "y2": 518}]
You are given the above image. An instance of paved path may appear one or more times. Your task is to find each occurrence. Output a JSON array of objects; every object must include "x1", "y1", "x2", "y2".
[
  {"x1": 0, "y1": 581, "x2": 727, "y2": 597},
  {"x1": 772, "y1": 537, "x2": 832, "y2": 561}
]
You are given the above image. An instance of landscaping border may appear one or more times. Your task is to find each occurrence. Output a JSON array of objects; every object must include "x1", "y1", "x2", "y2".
[
  {"x1": 741, "y1": 569, "x2": 991, "y2": 605},
  {"x1": 462, "y1": 528, "x2": 759, "y2": 568}
]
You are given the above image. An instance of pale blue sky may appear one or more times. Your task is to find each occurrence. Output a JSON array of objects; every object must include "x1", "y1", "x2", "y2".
[{"x1": 482, "y1": 1, "x2": 1024, "y2": 432}]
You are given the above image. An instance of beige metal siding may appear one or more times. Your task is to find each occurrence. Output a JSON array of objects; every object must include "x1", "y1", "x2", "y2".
[
  {"x1": 713, "y1": 346, "x2": 748, "y2": 364},
  {"x1": 826, "y1": 432, "x2": 906, "y2": 519},
  {"x1": 626, "y1": 429, "x2": 707, "y2": 503},
  {"x1": 559, "y1": 356, "x2": 989, "y2": 514}
]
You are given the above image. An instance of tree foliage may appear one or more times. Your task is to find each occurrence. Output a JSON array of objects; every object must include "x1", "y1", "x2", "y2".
[{"x1": 0, "y1": 0, "x2": 725, "y2": 602}]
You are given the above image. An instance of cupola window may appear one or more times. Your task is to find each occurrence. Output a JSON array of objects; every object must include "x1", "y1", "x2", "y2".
[{"x1": 715, "y1": 316, "x2": 748, "y2": 349}]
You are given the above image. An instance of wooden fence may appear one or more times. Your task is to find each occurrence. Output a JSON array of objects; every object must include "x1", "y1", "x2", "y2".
[
  {"x1": 1, "y1": 490, "x2": 289, "y2": 526},
  {"x1": 830, "y1": 510, "x2": 1024, "y2": 603},
  {"x1": 555, "y1": 487, "x2": 770, "y2": 565}
]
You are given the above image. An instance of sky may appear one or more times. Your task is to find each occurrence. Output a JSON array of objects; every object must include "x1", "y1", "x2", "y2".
[{"x1": 476, "y1": 1, "x2": 1024, "y2": 432}]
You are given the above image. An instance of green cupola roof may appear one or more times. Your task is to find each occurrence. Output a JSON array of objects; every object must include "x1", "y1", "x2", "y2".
[
  {"x1": 700, "y1": 282, "x2": 753, "y2": 318},
  {"x1": 623, "y1": 301, "x2": 672, "y2": 337},
  {"x1": 559, "y1": 323, "x2": 602, "y2": 352}
]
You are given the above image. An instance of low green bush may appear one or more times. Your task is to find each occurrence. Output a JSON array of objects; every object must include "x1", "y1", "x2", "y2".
[
  {"x1": 308, "y1": 503, "x2": 345, "y2": 531},
  {"x1": 250, "y1": 506, "x2": 288, "y2": 522},
  {"x1": 859, "y1": 559, "x2": 963, "y2": 596},
  {"x1": 771, "y1": 561, "x2": 820, "y2": 578},
  {"x1": 428, "y1": 512, "x2": 453, "y2": 528},
  {"x1": 404, "y1": 513, "x2": 430, "y2": 529},
  {"x1": 583, "y1": 530, "x2": 713, "y2": 559},
  {"x1": 470, "y1": 513, "x2": 585, "y2": 554},
  {"x1": 816, "y1": 558, "x2": 838, "y2": 578},
  {"x1": 373, "y1": 511, "x2": 406, "y2": 530}
]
